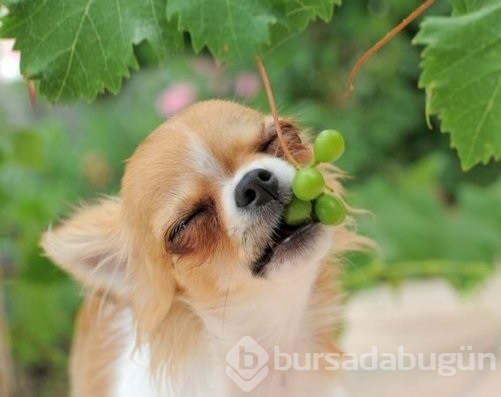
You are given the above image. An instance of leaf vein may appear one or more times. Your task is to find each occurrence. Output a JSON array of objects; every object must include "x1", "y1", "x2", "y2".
[
  {"x1": 55, "y1": 0, "x2": 95, "y2": 101},
  {"x1": 465, "y1": 70, "x2": 501, "y2": 163},
  {"x1": 224, "y1": 0, "x2": 238, "y2": 56},
  {"x1": 434, "y1": 67, "x2": 501, "y2": 106},
  {"x1": 85, "y1": 13, "x2": 111, "y2": 81},
  {"x1": 425, "y1": 33, "x2": 501, "y2": 81}
]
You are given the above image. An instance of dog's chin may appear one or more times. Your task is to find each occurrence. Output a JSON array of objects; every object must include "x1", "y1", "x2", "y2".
[{"x1": 251, "y1": 219, "x2": 322, "y2": 276}]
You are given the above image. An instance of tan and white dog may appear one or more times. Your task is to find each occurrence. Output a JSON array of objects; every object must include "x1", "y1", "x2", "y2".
[{"x1": 41, "y1": 100, "x2": 366, "y2": 397}]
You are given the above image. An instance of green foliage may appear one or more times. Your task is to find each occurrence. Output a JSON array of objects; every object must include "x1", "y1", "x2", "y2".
[
  {"x1": 0, "y1": 0, "x2": 184, "y2": 101},
  {"x1": 0, "y1": 0, "x2": 500, "y2": 169},
  {"x1": 345, "y1": 154, "x2": 501, "y2": 292},
  {"x1": 167, "y1": 0, "x2": 275, "y2": 59},
  {"x1": 167, "y1": 0, "x2": 339, "y2": 60},
  {"x1": 414, "y1": 1, "x2": 501, "y2": 170},
  {"x1": 0, "y1": 0, "x2": 337, "y2": 101},
  {"x1": 0, "y1": 0, "x2": 499, "y2": 171},
  {"x1": 448, "y1": 0, "x2": 498, "y2": 14}
]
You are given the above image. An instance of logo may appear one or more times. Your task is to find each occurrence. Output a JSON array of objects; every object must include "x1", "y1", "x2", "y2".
[{"x1": 226, "y1": 336, "x2": 269, "y2": 392}]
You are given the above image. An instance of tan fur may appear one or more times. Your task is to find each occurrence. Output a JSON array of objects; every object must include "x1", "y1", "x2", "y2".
[
  {"x1": 41, "y1": 100, "x2": 370, "y2": 396},
  {"x1": 70, "y1": 296, "x2": 125, "y2": 397}
]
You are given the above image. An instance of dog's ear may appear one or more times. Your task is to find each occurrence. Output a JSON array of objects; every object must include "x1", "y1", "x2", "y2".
[{"x1": 40, "y1": 198, "x2": 128, "y2": 297}]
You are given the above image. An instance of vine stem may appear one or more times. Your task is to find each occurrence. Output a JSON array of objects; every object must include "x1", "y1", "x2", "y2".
[
  {"x1": 255, "y1": 56, "x2": 300, "y2": 168},
  {"x1": 346, "y1": 0, "x2": 436, "y2": 95},
  {"x1": 26, "y1": 80, "x2": 38, "y2": 111}
]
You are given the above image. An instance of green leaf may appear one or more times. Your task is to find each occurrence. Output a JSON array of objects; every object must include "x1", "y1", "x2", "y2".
[
  {"x1": 263, "y1": 0, "x2": 339, "y2": 55},
  {"x1": 1, "y1": 0, "x2": 337, "y2": 100},
  {"x1": 0, "y1": 0, "x2": 183, "y2": 102},
  {"x1": 167, "y1": 0, "x2": 276, "y2": 61},
  {"x1": 126, "y1": 0, "x2": 184, "y2": 60},
  {"x1": 271, "y1": 0, "x2": 340, "y2": 31},
  {"x1": 448, "y1": 0, "x2": 498, "y2": 15},
  {"x1": 414, "y1": 3, "x2": 501, "y2": 170},
  {"x1": 166, "y1": 0, "x2": 338, "y2": 61}
]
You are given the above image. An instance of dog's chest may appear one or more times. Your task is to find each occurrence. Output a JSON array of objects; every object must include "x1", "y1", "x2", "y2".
[
  {"x1": 112, "y1": 312, "x2": 223, "y2": 397},
  {"x1": 113, "y1": 323, "x2": 167, "y2": 397}
]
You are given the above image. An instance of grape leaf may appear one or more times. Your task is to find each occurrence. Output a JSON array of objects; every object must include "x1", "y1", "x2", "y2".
[
  {"x1": 263, "y1": 0, "x2": 339, "y2": 54},
  {"x1": 271, "y1": 0, "x2": 340, "y2": 31},
  {"x1": 448, "y1": 0, "x2": 499, "y2": 15},
  {"x1": 166, "y1": 0, "x2": 338, "y2": 61},
  {"x1": 0, "y1": 0, "x2": 183, "y2": 102},
  {"x1": 166, "y1": 0, "x2": 276, "y2": 61},
  {"x1": 414, "y1": 3, "x2": 501, "y2": 170},
  {"x1": 1, "y1": 0, "x2": 337, "y2": 101}
]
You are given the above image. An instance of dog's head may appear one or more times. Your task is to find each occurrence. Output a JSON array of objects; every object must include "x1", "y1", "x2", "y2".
[{"x1": 41, "y1": 100, "x2": 354, "y2": 332}]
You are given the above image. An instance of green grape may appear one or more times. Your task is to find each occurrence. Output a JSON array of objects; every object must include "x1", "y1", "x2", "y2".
[
  {"x1": 314, "y1": 129, "x2": 345, "y2": 163},
  {"x1": 284, "y1": 197, "x2": 312, "y2": 225},
  {"x1": 314, "y1": 194, "x2": 346, "y2": 225},
  {"x1": 292, "y1": 167, "x2": 325, "y2": 201}
]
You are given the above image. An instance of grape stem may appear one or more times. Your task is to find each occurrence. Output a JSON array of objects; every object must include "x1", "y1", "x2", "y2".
[
  {"x1": 26, "y1": 80, "x2": 38, "y2": 112},
  {"x1": 255, "y1": 56, "x2": 300, "y2": 168},
  {"x1": 346, "y1": 0, "x2": 436, "y2": 95}
]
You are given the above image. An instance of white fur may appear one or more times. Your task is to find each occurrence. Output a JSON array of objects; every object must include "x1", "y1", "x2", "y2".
[
  {"x1": 187, "y1": 133, "x2": 226, "y2": 180},
  {"x1": 114, "y1": 312, "x2": 166, "y2": 397},
  {"x1": 112, "y1": 306, "x2": 339, "y2": 397}
]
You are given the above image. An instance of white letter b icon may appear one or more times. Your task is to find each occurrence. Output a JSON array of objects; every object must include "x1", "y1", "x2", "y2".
[{"x1": 226, "y1": 336, "x2": 269, "y2": 392}]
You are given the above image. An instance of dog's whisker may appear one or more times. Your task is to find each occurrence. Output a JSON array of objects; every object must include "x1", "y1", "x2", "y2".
[{"x1": 221, "y1": 288, "x2": 230, "y2": 337}]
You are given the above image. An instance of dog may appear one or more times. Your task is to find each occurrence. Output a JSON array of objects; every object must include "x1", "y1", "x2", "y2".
[{"x1": 41, "y1": 100, "x2": 367, "y2": 397}]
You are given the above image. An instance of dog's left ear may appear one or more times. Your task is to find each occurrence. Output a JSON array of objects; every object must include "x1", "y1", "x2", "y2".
[{"x1": 40, "y1": 198, "x2": 129, "y2": 297}]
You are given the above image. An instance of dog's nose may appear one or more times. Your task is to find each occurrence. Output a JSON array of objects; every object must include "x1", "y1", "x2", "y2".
[{"x1": 235, "y1": 169, "x2": 279, "y2": 208}]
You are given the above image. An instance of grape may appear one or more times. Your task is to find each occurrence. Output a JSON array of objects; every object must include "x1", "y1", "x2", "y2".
[
  {"x1": 314, "y1": 194, "x2": 346, "y2": 225},
  {"x1": 314, "y1": 129, "x2": 345, "y2": 163},
  {"x1": 284, "y1": 197, "x2": 312, "y2": 225},
  {"x1": 292, "y1": 167, "x2": 325, "y2": 201},
  {"x1": 286, "y1": 127, "x2": 347, "y2": 226}
]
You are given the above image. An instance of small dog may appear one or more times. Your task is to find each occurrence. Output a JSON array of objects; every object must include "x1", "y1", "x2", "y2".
[{"x1": 41, "y1": 100, "x2": 366, "y2": 397}]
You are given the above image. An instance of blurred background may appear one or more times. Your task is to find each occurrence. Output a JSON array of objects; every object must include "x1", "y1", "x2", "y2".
[{"x1": 0, "y1": 1, "x2": 500, "y2": 396}]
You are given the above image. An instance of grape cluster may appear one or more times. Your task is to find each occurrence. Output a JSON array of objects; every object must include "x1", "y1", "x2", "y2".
[{"x1": 284, "y1": 129, "x2": 347, "y2": 226}]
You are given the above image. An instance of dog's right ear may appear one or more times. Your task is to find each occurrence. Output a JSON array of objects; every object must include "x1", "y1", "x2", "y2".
[{"x1": 40, "y1": 198, "x2": 128, "y2": 297}]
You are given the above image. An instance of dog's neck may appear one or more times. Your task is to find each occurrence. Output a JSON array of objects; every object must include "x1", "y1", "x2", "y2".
[
  {"x1": 202, "y1": 273, "x2": 320, "y2": 350},
  {"x1": 150, "y1": 265, "x2": 340, "y2": 397}
]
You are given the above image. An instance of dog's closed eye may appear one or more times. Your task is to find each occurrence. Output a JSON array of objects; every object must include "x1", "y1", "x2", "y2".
[
  {"x1": 260, "y1": 120, "x2": 311, "y2": 165},
  {"x1": 166, "y1": 202, "x2": 216, "y2": 255},
  {"x1": 170, "y1": 205, "x2": 207, "y2": 239},
  {"x1": 257, "y1": 135, "x2": 278, "y2": 153}
]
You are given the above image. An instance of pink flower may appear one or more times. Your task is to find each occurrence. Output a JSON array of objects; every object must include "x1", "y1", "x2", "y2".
[
  {"x1": 156, "y1": 82, "x2": 198, "y2": 117},
  {"x1": 234, "y1": 72, "x2": 260, "y2": 99}
]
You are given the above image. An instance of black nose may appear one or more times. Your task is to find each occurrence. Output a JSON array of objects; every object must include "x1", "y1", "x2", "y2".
[{"x1": 235, "y1": 169, "x2": 279, "y2": 208}]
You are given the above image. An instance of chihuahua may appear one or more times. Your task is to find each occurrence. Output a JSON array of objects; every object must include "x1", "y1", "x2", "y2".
[{"x1": 41, "y1": 100, "x2": 367, "y2": 397}]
